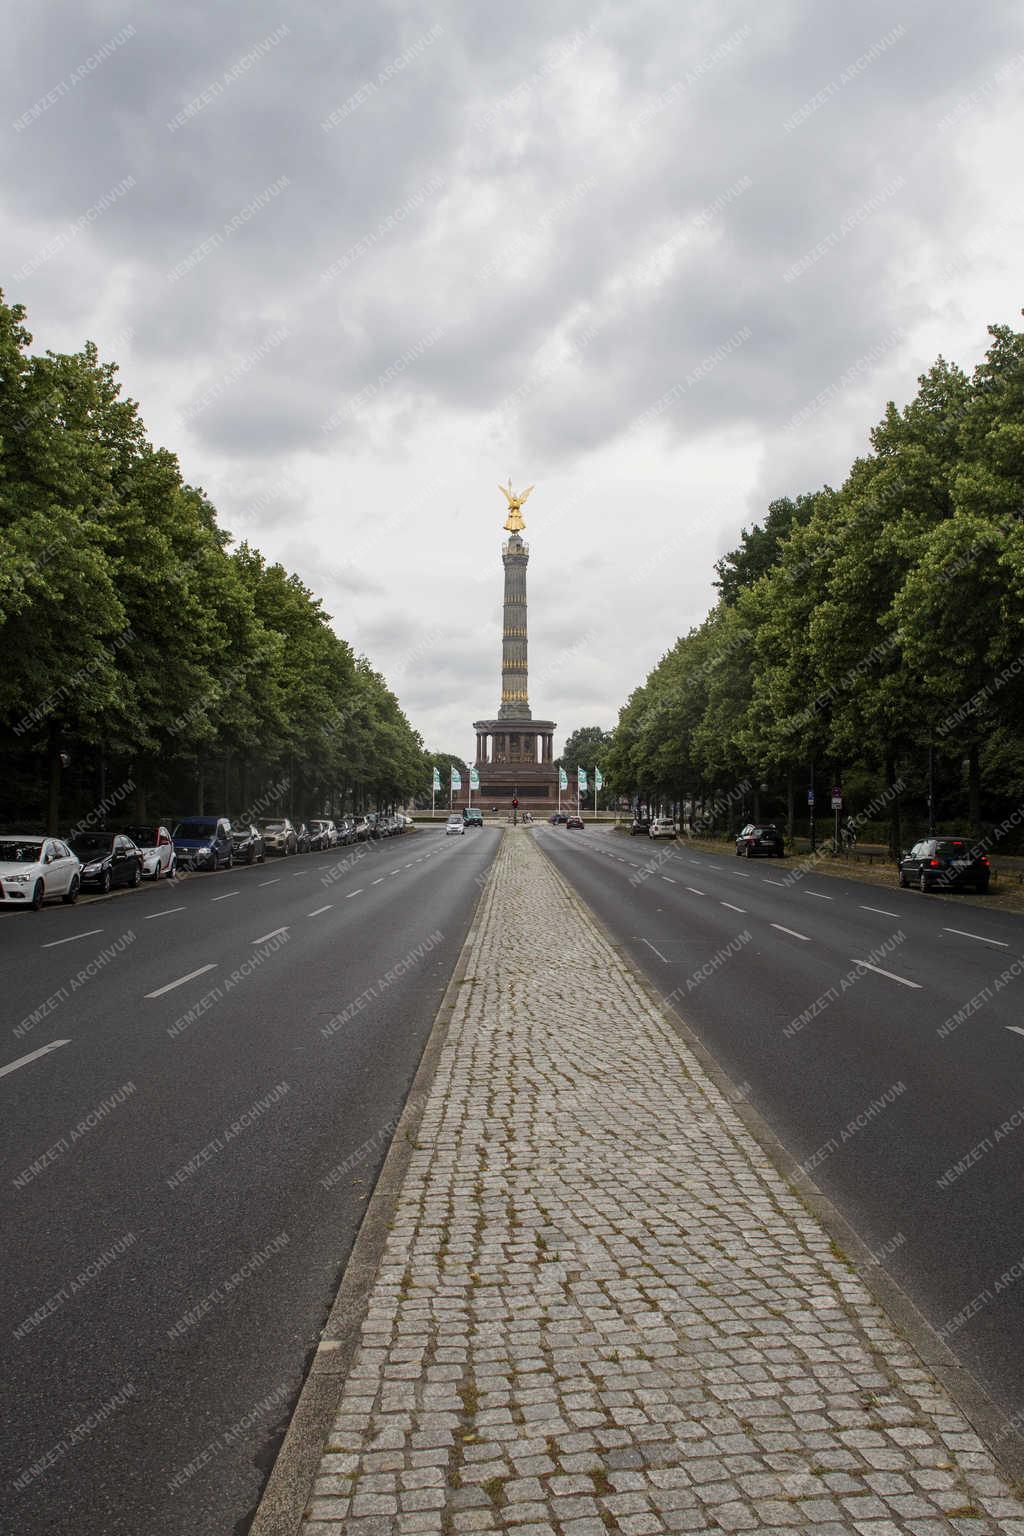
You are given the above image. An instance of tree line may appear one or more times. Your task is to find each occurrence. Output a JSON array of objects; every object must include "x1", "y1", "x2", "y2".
[
  {"x1": 0, "y1": 293, "x2": 428, "y2": 832},
  {"x1": 606, "y1": 317, "x2": 1024, "y2": 853}
]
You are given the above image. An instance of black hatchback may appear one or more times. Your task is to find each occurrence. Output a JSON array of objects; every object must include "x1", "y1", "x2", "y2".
[
  {"x1": 736, "y1": 823, "x2": 785, "y2": 858},
  {"x1": 898, "y1": 837, "x2": 990, "y2": 893}
]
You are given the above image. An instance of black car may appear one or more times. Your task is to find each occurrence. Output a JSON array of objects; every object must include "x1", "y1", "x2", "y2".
[
  {"x1": 735, "y1": 823, "x2": 785, "y2": 858},
  {"x1": 70, "y1": 832, "x2": 143, "y2": 892},
  {"x1": 232, "y1": 822, "x2": 265, "y2": 864},
  {"x1": 899, "y1": 836, "x2": 990, "y2": 893},
  {"x1": 295, "y1": 822, "x2": 312, "y2": 854},
  {"x1": 629, "y1": 816, "x2": 651, "y2": 835},
  {"x1": 463, "y1": 808, "x2": 484, "y2": 828},
  {"x1": 172, "y1": 816, "x2": 234, "y2": 871}
]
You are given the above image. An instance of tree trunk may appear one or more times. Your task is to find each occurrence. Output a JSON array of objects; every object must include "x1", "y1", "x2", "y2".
[
  {"x1": 886, "y1": 753, "x2": 900, "y2": 859},
  {"x1": 968, "y1": 742, "x2": 982, "y2": 837},
  {"x1": 46, "y1": 722, "x2": 61, "y2": 834},
  {"x1": 196, "y1": 758, "x2": 205, "y2": 814},
  {"x1": 752, "y1": 782, "x2": 761, "y2": 822},
  {"x1": 786, "y1": 769, "x2": 795, "y2": 840}
]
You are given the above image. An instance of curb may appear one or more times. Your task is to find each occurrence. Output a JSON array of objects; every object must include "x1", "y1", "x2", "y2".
[
  {"x1": 530, "y1": 827, "x2": 1024, "y2": 1493},
  {"x1": 249, "y1": 832, "x2": 501, "y2": 1535}
]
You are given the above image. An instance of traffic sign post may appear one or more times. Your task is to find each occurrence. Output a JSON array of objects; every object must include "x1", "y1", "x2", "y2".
[{"x1": 831, "y1": 787, "x2": 843, "y2": 850}]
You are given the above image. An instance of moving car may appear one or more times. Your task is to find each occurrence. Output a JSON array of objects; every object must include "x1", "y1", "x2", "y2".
[
  {"x1": 445, "y1": 813, "x2": 465, "y2": 836},
  {"x1": 463, "y1": 808, "x2": 484, "y2": 828},
  {"x1": 549, "y1": 812, "x2": 568, "y2": 825},
  {"x1": 649, "y1": 817, "x2": 677, "y2": 839},
  {"x1": 735, "y1": 823, "x2": 785, "y2": 858},
  {"x1": 123, "y1": 824, "x2": 176, "y2": 880},
  {"x1": 172, "y1": 816, "x2": 234, "y2": 871},
  {"x1": 70, "y1": 831, "x2": 143, "y2": 892},
  {"x1": 898, "y1": 836, "x2": 990, "y2": 893},
  {"x1": 566, "y1": 814, "x2": 584, "y2": 829},
  {"x1": 259, "y1": 817, "x2": 298, "y2": 856},
  {"x1": 630, "y1": 816, "x2": 651, "y2": 836},
  {"x1": 231, "y1": 821, "x2": 266, "y2": 864},
  {"x1": 0, "y1": 835, "x2": 81, "y2": 909}
]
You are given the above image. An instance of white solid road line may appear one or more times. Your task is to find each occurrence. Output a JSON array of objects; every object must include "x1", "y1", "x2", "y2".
[
  {"x1": 771, "y1": 923, "x2": 811, "y2": 942},
  {"x1": 146, "y1": 963, "x2": 217, "y2": 999},
  {"x1": 346, "y1": 889, "x2": 363, "y2": 898},
  {"x1": 211, "y1": 890, "x2": 239, "y2": 902},
  {"x1": 251, "y1": 927, "x2": 289, "y2": 944},
  {"x1": 851, "y1": 958, "x2": 922, "y2": 989},
  {"x1": 943, "y1": 926, "x2": 1009, "y2": 948},
  {"x1": 258, "y1": 878, "x2": 280, "y2": 887},
  {"x1": 0, "y1": 1039, "x2": 71, "y2": 1079},
  {"x1": 720, "y1": 901, "x2": 746, "y2": 913},
  {"x1": 41, "y1": 928, "x2": 103, "y2": 948},
  {"x1": 637, "y1": 937, "x2": 669, "y2": 963},
  {"x1": 861, "y1": 905, "x2": 900, "y2": 918},
  {"x1": 308, "y1": 905, "x2": 333, "y2": 917},
  {"x1": 804, "y1": 891, "x2": 834, "y2": 900},
  {"x1": 144, "y1": 907, "x2": 186, "y2": 920},
  {"x1": 686, "y1": 887, "x2": 705, "y2": 896}
]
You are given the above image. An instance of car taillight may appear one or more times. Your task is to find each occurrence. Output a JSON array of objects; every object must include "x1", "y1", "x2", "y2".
[
  {"x1": 929, "y1": 859, "x2": 940, "y2": 867},
  {"x1": 981, "y1": 856, "x2": 990, "y2": 866}
]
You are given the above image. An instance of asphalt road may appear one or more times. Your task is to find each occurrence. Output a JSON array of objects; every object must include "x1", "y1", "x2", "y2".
[
  {"x1": 0, "y1": 825, "x2": 498, "y2": 1536},
  {"x1": 535, "y1": 822, "x2": 1024, "y2": 1426}
]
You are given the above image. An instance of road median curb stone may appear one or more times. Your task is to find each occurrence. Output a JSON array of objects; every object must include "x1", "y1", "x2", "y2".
[{"x1": 275, "y1": 827, "x2": 1024, "y2": 1533}]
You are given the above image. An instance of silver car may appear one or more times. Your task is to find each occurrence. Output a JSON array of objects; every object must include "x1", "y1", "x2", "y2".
[{"x1": 445, "y1": 814, "x2": 465, "y2": 837}]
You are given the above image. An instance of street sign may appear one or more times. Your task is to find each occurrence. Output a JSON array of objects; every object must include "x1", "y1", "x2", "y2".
[
  {"x1": 807, "y1": 790, "x2": 815, "y2": 805},
  {"x1": 831, "y1": 789, "x2": 843, "y2": 810}
]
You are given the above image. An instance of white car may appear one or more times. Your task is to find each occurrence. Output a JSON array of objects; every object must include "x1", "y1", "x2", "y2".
[
  {"x1": 123, "y1": 824, "x2": 177, "y2": 880},
  {"x1": 445, "y1": 814, "x2": 465, "y2": 836},
  {"x1": 0, "y1": 835, "x2": 82, "y2": 909},
  {"x1": 649, "y1": 817, "x2": 678, "y2": 839}
]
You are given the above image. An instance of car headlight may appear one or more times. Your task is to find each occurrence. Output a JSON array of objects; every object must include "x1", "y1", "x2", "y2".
[
  {"x1": 7, "y1": 872, "x2": 31, "y2": 884},
  {"x1": 83, "y1": 862, "x2": 102, "y2": 874}
]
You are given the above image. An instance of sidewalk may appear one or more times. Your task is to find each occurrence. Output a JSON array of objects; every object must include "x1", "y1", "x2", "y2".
[{"x1": 296, "y1": 830, "x2": 1024, "y2": 1534}]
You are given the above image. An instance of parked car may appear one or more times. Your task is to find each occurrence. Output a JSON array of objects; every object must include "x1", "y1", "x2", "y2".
[
  {"x1": 307, "y1": 820, "x2": 331, "y2": 851},
  {"x1": 566, "y1": 815, "x2": 584, "y2": 829},
  {"x1": 735, "y1": 823, "x2": 785, "y2": 858},
  {"x1": 630, "y1": 816, "x2": 651, "y2": 836},
  {"x1": 445, "y1": 813, "x2": 465, "y2": 836},
  {"x1": 259, "y1": 817, "x2": 298, "y2": 856},
  {"x1": 0, "y1": 835, "x2": 81, "y2": 908},
  {"x1": 123, "y1": 824, "x2": 176, "y2": 880},
  {"x1": 898, "y1": 836, "x2": 990, "y2": 893},
  {"x1": 463, "y1": 808, "x2": 484, "y2": 828},
  {"x1": 649, "y1": 817, "x2": 678, "y2": 839},
  {"x1": 337, "y1": 817, "x2": 357, "y2": 846},
  {"x1": 318, "y1": 819, "x2": 339, "y2": 847},
  {"x1": 376, "y1": 815, "x2": 396, "y2": 838},
  {"x1": 70, "y1": 831, "x2": 144, "y2": 892},
  {"x1": 172, "y1": 816, "x2": 234, "y2": 871},
  {"x1": 549, "y1": 812, "x2": 568, "y2": 825},
  {"x1": 353, "y1": 816, "x2": 371, "y2": 842},
  {"x1": 231, "y1": 821, "x2": 266, "y2": 864}
]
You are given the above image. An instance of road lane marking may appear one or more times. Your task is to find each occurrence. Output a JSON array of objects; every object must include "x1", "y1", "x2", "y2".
[
  {"x1": 390, "y1": 869, "x2": 401, "y2": 875},
  {"x1": 763, "y1": 879, "x2": 786, "y2": 888},
  {"x1": 686, "y1": 887, "x2": 705, "y2": 896},
  {"x1": 850, "y1": 958, "x2": 922, "y2": 989},
  {"x1": 211, "y1": 890, "x2": 239, "y2": 902},
  {"x1": 661, "y1": 876, "x2": 677, "y2": 884},
  {"x1": 733, "y1": 871, "x2": 751, "y2": 878},
  {"x1": 861, "y1": 905, "x2": 900, "y2": 918},
  {"x1": 291, "y1": 870, "x2": 309, "y2": 877},
  {"x1": 258, "y1": 878, "x2": 280, "y2": 887},
  {"x1": 804, "y1": 891, "x2": 833, "y2": 900},
  {"x1": 146, "y1": 964, "x2": 217, "y2": 999},
  {"x1": 771, "y1": 923, "x2": 811, "y2": 942},
  {"x1": 41, "y1": 928, "x2": 103, "y2": 948},
  {"x1": 144, "y1": 908, "x2": 186, "y2": 921},
  {"x1": 0, "y1": 1039, "x2": 71, "y2": 1079},
  {"x1": 252, "y1": 927, "x2": 289, "y2": 944},
  {"x1": 720, "y1": 901, "x2": 746, "y2": 913},
  {"x1": 372, "y1": 877, "x2": 384, "y2": 885},
  {"x1": 636, "y1": 937, "x2": 669, "y2": 963},
  {"x1": 943, "y1": 926, "x2": 1009, "y2": 948},
  {"x1": 1008, "y1": 1027, "x2": 1024, "y2": 1039},
  {"x1": 308, "y1": 905, "x2": 333, "y2": 917},
  {"x1": 346, "y1": 889, "x2": 363, "y2": 898}
]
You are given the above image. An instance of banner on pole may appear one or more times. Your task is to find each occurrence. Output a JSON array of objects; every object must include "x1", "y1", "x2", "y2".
[
  {"x1": 469, "y1": 767, "x2": 480, "y2": 790},
  {"x1": 594, "y1": 767, "x2": 603, "y2": 791},
  {"x1": 432, "y1": 767, "x2": 441, "y2": 792},
  {"x1": 450, "y1": 768, "x2": 461, "y2": 791},
  {"x1": 577, "y1": 767, "x2": 588, "y2": 792},
  {"x1": 559, "y1": 767, "x2": 568, "y2": 791}
]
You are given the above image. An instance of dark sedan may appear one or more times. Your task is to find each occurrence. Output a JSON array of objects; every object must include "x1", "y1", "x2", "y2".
[
  {"x1": 232, "y1": 822, "x2": 265, "y2": 864},
  {"x1": 899, "y1": 836, "x2": 990, "y2": 893},
  {"x1": 735, "y1": 823, "x2": 785, "y2": 858},
  {"x1": 69, "y1": 832, "x2": 143, "y2": 893},
  {"x1": 629, "y1": 816, "x2": 650, "y2": 835},
  {"x1": 566, "y1": 815, "x2": 584, "y2": 829}
]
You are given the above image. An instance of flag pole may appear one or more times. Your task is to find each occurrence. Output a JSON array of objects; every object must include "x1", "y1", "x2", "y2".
[{"x1": 593, "y1": 768, "x2": 597, "y2": 821}]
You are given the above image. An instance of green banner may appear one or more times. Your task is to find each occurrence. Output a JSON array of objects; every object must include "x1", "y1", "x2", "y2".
[
  {"x1": 559, "y1": 767, "x2": 568, "y2": 791},
  {"x1": 451, "y1": 768, "x2": 462, "y2": 791}
]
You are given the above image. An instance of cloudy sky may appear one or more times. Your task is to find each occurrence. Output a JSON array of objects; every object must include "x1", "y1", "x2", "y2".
[{"x1": 3, "y1": 1, "x2": 1022, "y2": 759}]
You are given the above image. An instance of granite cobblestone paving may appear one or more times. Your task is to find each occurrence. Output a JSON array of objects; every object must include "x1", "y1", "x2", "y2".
[{"x1": 300, "y1": 830, "x2": 1023, "y2": 1533}]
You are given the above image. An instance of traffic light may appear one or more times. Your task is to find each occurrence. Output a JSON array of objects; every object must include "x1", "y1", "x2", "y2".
[{"x1": 512, "y1": 797, "x2": 519, "y2": 808}]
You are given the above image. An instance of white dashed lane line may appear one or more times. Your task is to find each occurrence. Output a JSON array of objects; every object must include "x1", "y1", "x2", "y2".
[
  {"x1": 252, "y1": 927, "x2": 289, "y2": 944},
  {"x1": 211, "y1": 890, "x2": 239, "y2": 902},
  {"x1": 0, "y1": 1039, "x2": 71, "y2": 1079},
  {"x1": 804, "y1": 891, "x2": 834, "y2": 900},
  {"x1": 771, "y1": 923, "x2": 811, "y2": 942},
  {"x1": 850, "y1": 958, "x2": 922, "y2": 989},
  {"x1": 144, "y1": 908, "x2": 186, "y2": 921},
  {"x1": 41, "y1": 928, "x2": 103, "y2": 948},
  {"x1": 308, "y1": 905, "x2": 333, "y2": 917},
  {"x1": 258, "y1": 878, "x2": 280, "y2": 887},
  {"x1": 720, "y1": 902, "x2": 746, "y2": 914},
  {"x1": 346, "y1": 889, "x2": 363, "y2": 899},
  {"x1": 732, "y1": 871, "x2": 751, "y2": 878},
  {"x1": 372, "y1": 878, "x2": 384, "y2": 885},
  {"x1": 763, "y1": 879, "x2": 787, "y2": 888},
  {"x1": 861, "y1": 905, "x2": 900, "y2": 918},
  {"x1": 686, "y1": 887, "x2": 705, "y2": 896},
  {"x1": 146, "y1": 963, "x2": 217, "y2": 999},
  {"x1": 943, "y1": 926, "x2": 1009, "y2": 949},
  {"x1": 661, "y1": 877, "x2": 676, "y2": 884},
  {"x1": 637, "y1": 937, "x2": 669, "y2": 964}
]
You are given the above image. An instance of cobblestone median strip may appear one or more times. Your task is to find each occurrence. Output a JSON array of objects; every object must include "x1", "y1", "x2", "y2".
[{"x1": 299, "y1": 831, "x2": 1024, "y2": 1533}]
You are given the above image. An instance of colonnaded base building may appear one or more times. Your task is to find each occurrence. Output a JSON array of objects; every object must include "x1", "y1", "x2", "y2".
[{"x1": 456, "y1": 485, "x2": 560, "y2": 815}]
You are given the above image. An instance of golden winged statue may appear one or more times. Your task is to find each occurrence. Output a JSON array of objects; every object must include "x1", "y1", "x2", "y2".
[{"x1": 498, "y1": 478, "x2": 534, "y2": 533}]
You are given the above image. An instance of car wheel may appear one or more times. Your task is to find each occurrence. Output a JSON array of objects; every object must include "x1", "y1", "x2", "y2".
[
  {"x1": 31, "y1": 879, "x2": 45, "y2": 911},
  {"x1": 919, "y1": 873, "x2": 931, "y2": 893},
  {"x1": 248, "y1": 846, "x2": 255, "y2": 864},
  {"x1": 169, "y1": 858, "x2": 177, "y2": 878},
  {"x1": 101, "y1": 870, "x2": 112, "y2": 894},
  {"x1": 62, "y1": 875, "x2": 80, "y2": 905},
  {"x1": 897, "y1": 869, "x2": 908, "y2": 888},
  {"x1": 977, "y1": 878, "x2": 990, "y2": 894},
  {"x1": 152, "y1": 860, "x2": 161, "y2": 880},
  {"x1": 745, "y1": 845, "x2": 753, "y2": 858},
  {"x1": 132, "y1": 866, "x2": 141, "y2": 887}
]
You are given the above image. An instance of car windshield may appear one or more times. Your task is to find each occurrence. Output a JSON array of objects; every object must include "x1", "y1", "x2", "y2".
[
  {"x1": 261, "y1": 820, "x2": 286, "y2": 830},
  {"x1": 0, "y1": 840, "x2": 44, "y2": 862},
  {"x1": 447, "y1": 815, "x2": 462, "y2": 824},
  {"x1": 124, "y1": 827, "x2": 156, "y2": 846},
  {"x1": 71, "y1": 833, "x2": 114, "y2": 853},
  {"x1": 173, "y1": 821, "x2": 216, "y2": 838}
]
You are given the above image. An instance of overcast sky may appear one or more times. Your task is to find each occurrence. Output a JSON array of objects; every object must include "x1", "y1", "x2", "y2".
[{"x1": 3, "y1": 1, "x2": 1022, "y2": 758}]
